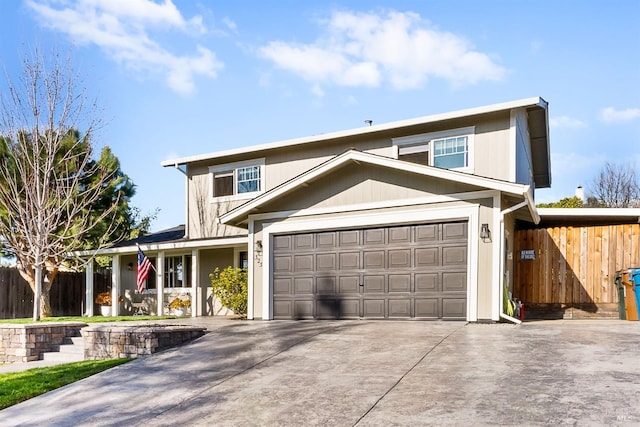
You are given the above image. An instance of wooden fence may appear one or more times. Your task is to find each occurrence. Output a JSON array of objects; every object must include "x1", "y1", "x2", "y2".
[
  {"x1": 0, "y1": 268, "x2": 111, "y2": 319},
  {"x1": 514, "y1": 224, "x2": 640, "y2": 318}
]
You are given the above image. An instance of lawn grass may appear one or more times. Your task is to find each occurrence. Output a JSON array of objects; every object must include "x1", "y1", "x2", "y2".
[
  {"x1": 0, "y1": 315, "x2": 178, "y2": 324},
  {"x1": 0, "y1": 358, "x2": 131, "y2": 409}
]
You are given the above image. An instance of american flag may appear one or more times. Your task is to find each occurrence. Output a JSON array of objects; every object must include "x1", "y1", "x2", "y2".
[{"x1": 137, "y1": 248, "x2": 152, "y2": 293}]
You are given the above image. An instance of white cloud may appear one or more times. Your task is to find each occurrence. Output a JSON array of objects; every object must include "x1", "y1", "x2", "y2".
[
  {"x1": 600, "y1": 106, "x2": 640, "y2": 123},
  {"x1": 26, "y1": 0, "x2": 222, "y2": 95},
  {"x1": 549, "y1": 115, "x2": 585, "y2": 129},
  {"x1": 222, "y1": 16, "x2": 237, "y2": 32},
  {"x1": 259, "y1": 10, "x2": 506, "y2": 93}
]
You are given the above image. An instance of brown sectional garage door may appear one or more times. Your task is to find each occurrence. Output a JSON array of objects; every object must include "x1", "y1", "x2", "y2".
[{"x1": 272, "y1": 221, "x2": 468, "y2": 320}]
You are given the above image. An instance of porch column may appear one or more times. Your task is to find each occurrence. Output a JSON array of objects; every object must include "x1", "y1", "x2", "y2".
[
  {"x1": 112, "y1": 255, "x2": 121, "y2": 316},
  {"x1": 157, "y1": 251, "x2": 165, "y2": 315},
  {"x1": 191, "y1": 249, "x2": 199, "y2": 318},
  {"x1": 85, "y1": 260, "x2": 94, "y2": 317}
]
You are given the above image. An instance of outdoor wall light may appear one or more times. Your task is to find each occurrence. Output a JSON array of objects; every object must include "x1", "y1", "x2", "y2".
[
  {"x1": 127, "y1": 262, "x2": 134, "y2": 271},
  {"x1": 480, "y1": 223, "x2": 491, "y2": 242},
  {"x1": 255, "y1": 240, "x2": 263, "y2": 253}
]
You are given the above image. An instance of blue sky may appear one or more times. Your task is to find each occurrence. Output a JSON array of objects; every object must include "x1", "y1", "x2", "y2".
[{"x1": 1, "y1": 0, "x2": 639, "y2": 231}]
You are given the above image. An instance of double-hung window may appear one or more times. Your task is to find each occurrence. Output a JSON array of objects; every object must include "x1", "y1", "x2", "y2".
[
  {"x1": 393, "y1": 127, "x2": 474, "y2": 172},
  {"x1": 210, "y1": 159, "x2": 265, "y2": 200}
]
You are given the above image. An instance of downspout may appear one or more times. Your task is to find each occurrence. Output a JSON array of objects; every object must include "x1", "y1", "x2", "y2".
[{"x1": 497, "y1": 196, "x2": 530, "y2": 325}]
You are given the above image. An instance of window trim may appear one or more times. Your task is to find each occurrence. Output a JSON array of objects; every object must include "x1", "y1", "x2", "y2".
[
  {"x1": 392, "y1": 126, "x2": 474, "y2": 173},
  {"x1": 209, "y1": 158, "x2": 265, "y2": 202}
]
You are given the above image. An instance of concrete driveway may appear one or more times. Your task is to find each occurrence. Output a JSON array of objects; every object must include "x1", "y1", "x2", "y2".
[{"x1": 2, "y1": 319, "x2": 639, "y2": 426}]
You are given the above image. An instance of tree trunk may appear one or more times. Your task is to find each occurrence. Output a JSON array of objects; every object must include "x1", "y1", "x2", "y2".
[
  {"x1": 40, "y1": 287, "x2": 53, "y2": 317},
  {"x1": 17, "y1": 263, "x2": 59, "y2": 318}
]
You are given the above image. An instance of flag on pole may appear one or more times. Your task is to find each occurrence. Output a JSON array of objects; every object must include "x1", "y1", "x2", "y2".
[{"x1": 137, "y1": 248, "x2": 152, "y2": 293}]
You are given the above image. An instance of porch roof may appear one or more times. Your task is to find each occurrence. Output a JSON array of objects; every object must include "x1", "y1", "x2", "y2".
[{"x1": 74, "y1": 225, "x2": 247, "y2": 257}]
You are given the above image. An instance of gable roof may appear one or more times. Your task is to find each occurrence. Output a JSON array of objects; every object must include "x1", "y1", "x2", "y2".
[
  {"x1": 220, "y1": 150, "x2": 536, "y2": 226},
  {"x1": 161, "y1": 97, "x2": 550, "y2": 188}
]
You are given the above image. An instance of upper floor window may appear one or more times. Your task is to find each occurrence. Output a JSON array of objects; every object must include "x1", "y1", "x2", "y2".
[
  {"x1": 209, "y1": 159, "x2": 265, "y2": 201},
  {"x1": 393, "y1": 127, "x2": 474, "y2": 172}
]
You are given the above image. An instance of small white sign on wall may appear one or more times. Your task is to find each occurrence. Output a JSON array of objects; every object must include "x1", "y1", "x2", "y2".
[{"x1": 520, "y1": 249, "x2": 536, "y2": 260}]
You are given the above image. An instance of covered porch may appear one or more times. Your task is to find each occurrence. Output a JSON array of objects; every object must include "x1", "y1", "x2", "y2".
[{"x1": 82, "y1": 225, "x2": 248, "y2": 317}]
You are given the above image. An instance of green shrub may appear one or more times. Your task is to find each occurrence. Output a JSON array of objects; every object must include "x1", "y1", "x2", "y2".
[{"x1": 210, "y1": 266, "x2": 248, "y2": 317}]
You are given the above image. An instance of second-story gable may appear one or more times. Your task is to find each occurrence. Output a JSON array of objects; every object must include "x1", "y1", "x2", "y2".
[{"x1": 163, "y1": 97, "x2": 550, "y2": 240}]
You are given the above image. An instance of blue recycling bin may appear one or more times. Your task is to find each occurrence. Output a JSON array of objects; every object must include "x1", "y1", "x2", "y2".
[{"x1": 631, "y1": 268, "x2": 640, "y2": 320}]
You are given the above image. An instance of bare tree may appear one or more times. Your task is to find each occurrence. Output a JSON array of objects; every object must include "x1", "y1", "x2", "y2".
[
  {"x1": 587, "y1": 162, "x2": 640, "y2": 208},
  {"x1": 0, "y1": 49, "x2": 120, "y2": 319}
]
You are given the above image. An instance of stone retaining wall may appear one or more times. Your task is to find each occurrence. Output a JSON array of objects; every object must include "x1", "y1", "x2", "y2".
[
  {"x1": 0, "y1": 323, "x2": 86, "y2": 363},
  {"x1": 83, "y1": 324, "x2": 206, "y2": 359}
]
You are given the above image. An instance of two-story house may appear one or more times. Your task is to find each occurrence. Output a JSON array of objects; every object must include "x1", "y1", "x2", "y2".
[{"x1": 85, "y1": 97, "x2": 550, "y2": 323}]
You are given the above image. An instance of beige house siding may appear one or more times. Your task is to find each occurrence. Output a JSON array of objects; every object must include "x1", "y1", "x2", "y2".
[
  {"x1": 473, "y1": 113, "x2": 511, "y2": 182},
  {"x1": 199, "y1": 248, "x2": 236, "y2": 316},
  {"x1": 186, "y1": 166, "x2": 249, "y2": 239}
]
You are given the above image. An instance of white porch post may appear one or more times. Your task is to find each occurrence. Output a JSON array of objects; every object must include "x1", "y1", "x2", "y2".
[
  {"x1": 85, "y1": 260, "x2": 94, "y2": 317},
  {"x1": 112, "y1": 255, "x2": 121, "y2": 316},
  {"x1": 191, "y1": 249, "x2": 199, "y2": 318},
  {"x1": 157, "y1": 251, "x2": 165, "y2": 315}
]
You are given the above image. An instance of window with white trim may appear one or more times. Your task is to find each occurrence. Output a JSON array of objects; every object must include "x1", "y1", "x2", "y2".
[
  {"x1": 393, "y1": 127, "x2": 474, "y2": 172},
  {"x1": 209, "y1": 159, "x2": 265, "y2": 200}
]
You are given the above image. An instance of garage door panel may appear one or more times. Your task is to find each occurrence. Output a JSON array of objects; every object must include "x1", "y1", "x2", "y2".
[
  {"x1": 339, "y1": 276, "x2": 360, "y2": 293},
  {"x1": 443, "y1": 222, "x2": 467, "y2": 240},
  {"x1": 415, "y1": 273, "x2": 438, "y2": 292},
  {"x1": 272, "y1": 220, "x2": 468, "y2": 320},
  {"x1": 442, "y1": 298, "x2": 467, "y2": 320},
  {"x1": 363, "y1": 275, "x2": 384, "y2": 293},
  {"x1": 316, "y1": 276, "x2": 336, "y2": 294},
  {"x1": 389, "y1": 274, "x2": 410, "y2": 292},
  {"x1": 316, "y1": 299, "x2": 338, "y2": 319},
  {"x1": 273, "y1": 256, "x2": 292, "y2": 273},
  {"x1": 339, "y1": 299, "x2": 360, "y2": 318},
  {"x1": 389, "y1": 249, "x2": 411, "y2": 268},
  {"x1": 274, "y1": 278, "x2": 292, "y2": 295},
  {"x1": 339, "y1": 252, "x2": 359, "y2": 270},
  {"x1": 389, "y1": 226, "x2": 411, "y2": 243},
  {"x1": 415, "y1": 224, "x2": 438, "y2": 241},
  {"x1": 442, "y1": 246, "x2": 466, "y2": 266},
  {"x1": 415, "y1": 298, "x2": 439, "y2": 318},
  {"x1": 339, "y1": 230, "x2": 359, "y2": 246},
  {"x1": 364, "y1": 251, "x2": 385, "y2": 269},
  {"x1": 295, "y1": 300, "x2": 314, "y2": 319},
  {"x1": 294, "y1": 277, "x2": 313, "y2": 294},
  {"x1": 442, "y1": 272, "x2": 466, "y2": 292},
  {"x1": 415, "y1": 248, "x2": 438, "y2": 267},
  {"x1": 389, "y1": 299, "x2": 411, "y2": 318},
  {"x1": 317, "y1": 232, "x2": 336, "y2": 248},
  {"x1": 364, "y1": 228, "x2": 385, "y2": 245},
  {"x1": 273, "y1": 300, "x2": 293, "y2": 319},
  {"x1": 294, "y1": 234, "x2": 314, "y2": 250},
  {"x1": 316, "y1": 253, "x2": 336, "y2": 270},
  {"x1": 273, "y1": 235, "x2": 293, "y2": 251},
  {"x1": 293, "y1": 255, "x2": 314, "y2": 272},
  {"x1": 363, "y1": 299, "x2": 385, "y2": 318}
]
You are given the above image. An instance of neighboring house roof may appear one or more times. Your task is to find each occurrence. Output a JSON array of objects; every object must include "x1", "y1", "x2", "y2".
[
  {"x1": 221, "y1": 149, "x2": 537, "y2": 227},
  {"x1": 162, "y1": 97, "x2": 550, "y2": 189},
  {"x1": 537, "y1": 208, "x2": 640, "y2": 226}
]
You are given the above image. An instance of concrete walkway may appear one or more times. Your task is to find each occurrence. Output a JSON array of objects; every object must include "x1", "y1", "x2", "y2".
[{"x1": 1, "y1": 319, "x2": 639, "y2": 426}]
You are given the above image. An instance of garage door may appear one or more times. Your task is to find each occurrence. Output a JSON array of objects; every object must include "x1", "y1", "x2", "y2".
[{"x1": 272, "y1": 221, "x2": 468, "y2": 320}]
